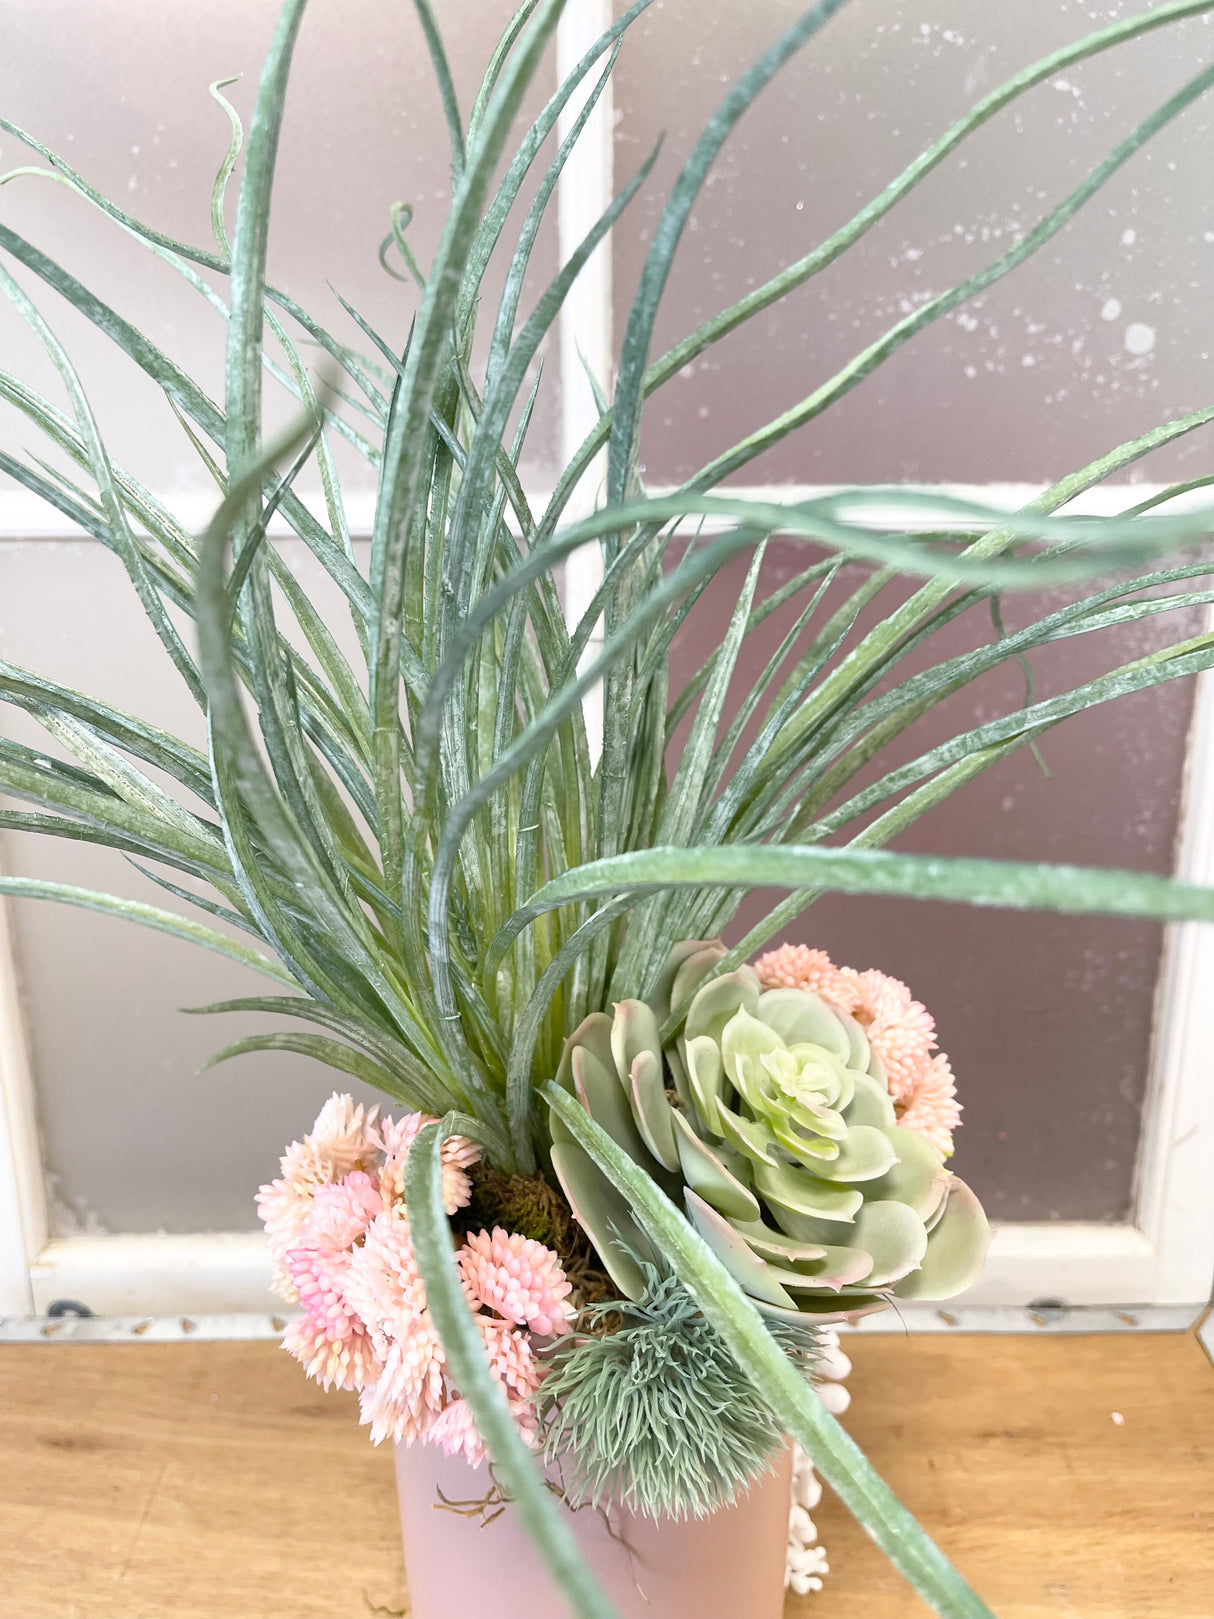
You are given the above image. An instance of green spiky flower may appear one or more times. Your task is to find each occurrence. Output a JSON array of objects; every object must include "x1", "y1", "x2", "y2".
[{"x1": 539, "y1": 1265, "x2": 819, "y2": 1521}]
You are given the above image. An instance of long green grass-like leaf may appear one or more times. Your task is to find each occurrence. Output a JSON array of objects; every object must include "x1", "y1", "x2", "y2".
[
  {"x1": 539, "y1": 0, "x2": 1214, "y2": 535},
  {"x1": 183, "y1": 995, "x2": 455, "y2": 1115},
  {"x1": 422, "y1": 484, "x2": 1214, "y2": 757},
  {"x1": 703, "y1": 741, "x2": 1031, "y2": 984},
  {"x1": 772, "y1": 588, "x2": 1214, "y2": 840},
  {"x1": 546, "y1": 1088, "x2": 993, "y2": 1619},
  {"x1": 373, "y1": 0, "x2": 569, "y2": 1072},
  {"x1": 467, "y1": 2, "x2": 541, "y2": 142},
  {"x1": 201, "y1": 1031, "x2": 410, "y2": 1098},
  {"x1": 0, "y1": 812, "x2": 238, "y2": 897},
  {"x1": 495, "y1": 843, "x2": 1214, "y2": 966},
  {"x1": 597, "y1": 0, "x2": 853, "y2": 960},
  {"x1": 607, "y1": 0, "x2": 852, "y2": 509},
  {"x1": 0, "y1": 877, "x2": 295, "y2": 983},
  {"x1": 648, "y1": 0, "x2": 1214, "y2": 405},
  {"x1": 411, "y1": 0, "x2": 465, "y2": 185},
  {"x1": 608, "y1": 540, "x2": 768, "y2": 998},
  {"x1": 688, "y1": 58, "x2": 1214, "y2": 496},
  {"x1": 804, "y1": 638, "x2": 1214, "y2": 842},
  {"x1": 0, "y1": 263, "x2": 206, "y2": 706},
  {"x1": 0, "y1": 657, "x2": 215, "y2": 805},
  {"x1": 405, "y1": 1119, "x2": 621, "y2": 1619}
]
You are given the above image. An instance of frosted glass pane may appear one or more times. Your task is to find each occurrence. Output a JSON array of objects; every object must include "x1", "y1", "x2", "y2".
[
  {"x1": 0, "y1": 2, "x2": 558, "y2": 1234},
  {"x1": 666, "y1": 545, "x2": 1199, "y2": 1222},
  {"x1": 0, "y1": 0, "x2": 561, "y2": 501},
  {"x1": 612, "y1": 1, "x2": 1214, "y2": 485}
]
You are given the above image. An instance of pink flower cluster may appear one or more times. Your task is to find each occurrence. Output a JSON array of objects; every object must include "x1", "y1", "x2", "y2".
[
  {"x1": 753, "y1": 944, "x2": 961, "y2": 1156},
  {"x1": 256, "y1": 1094, "x2": 574, "y2": 1464}
]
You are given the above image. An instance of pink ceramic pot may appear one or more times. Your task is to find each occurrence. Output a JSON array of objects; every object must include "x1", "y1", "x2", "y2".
[{"x1": 394, "y1": 1440, "x2": 792, "y2": 1619}]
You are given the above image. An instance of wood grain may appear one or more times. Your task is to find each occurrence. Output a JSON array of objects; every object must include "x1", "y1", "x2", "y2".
[{"x1": 1, "y1": 1328, "x2": 1211, "y2": 1617}]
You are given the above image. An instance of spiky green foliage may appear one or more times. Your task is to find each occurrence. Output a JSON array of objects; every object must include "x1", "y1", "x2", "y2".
[
  {"x1": 4, "y1": 3, "x2": 1214, "y2": 1614},
  {"x1": 538, "y1": 1263, "x2": 819, "y2": 1522}
]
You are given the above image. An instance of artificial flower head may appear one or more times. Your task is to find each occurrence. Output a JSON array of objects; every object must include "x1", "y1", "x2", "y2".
[
  {"x1": 458, "y1": 1227, "x2": 575, "y2": 1338},
  {"x1": 897, "y1": 1051, "x2": 962, "y2": 1157},
  {"x1": 754, "y1": 943, "x2": 851, "y2": 1006},
  {"x1": 374, "y1": 1111, "x2": 481, "y2": 1215},
  {"x1": 752, "y1": 946, "x2": 961, "y2": 1155}
]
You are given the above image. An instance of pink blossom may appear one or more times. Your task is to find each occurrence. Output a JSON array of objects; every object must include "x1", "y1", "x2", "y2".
[
  {"x1": 458, "y1": 1228, "x2": 574, "y2": 1338},
  {"x1": 428, "y1": 1394, "x2": 539, "y2": 1466},
  {"x1": 897, "y1": 1052, "x2": 961, "y2": 1158},
  {"x1": 254, "y1": 1179, "x2": 315, "y2": 1296},
  {"x1": 286, "y1": 1243, "x2": 362, "y2": 1343},
  {"x1": 357, "y1": 1327, "x2": 448, "y2": 1446},
  {"x1": 260, "y1": 1102, "x2": 566, "y2": 1466},
  {"x1": 428, "y1": 1396, "x2": 487, "y2": 1465},
  {"x1": 344, "y1": 1210, "x2": 429, "y2": 1341},
  {"x1": 837, "y1": 967, "x2": 937, "y2": 1102},
  {"x1": 256, "y1": 1093, "x2": 381, "y2": 1293},
  {"x1": 308, "y1": 1171, "x2": 383, "y2": 1249},
  {"x1": 374, "y1": 1112, "x2": 481, "y2": 1215},
  {"x1": 281, "y1": 1312, "x2": 382, "y2": 1393},
  {"x1": 476, "y1": 1316, "x2": 545, "y2": 1401},
  {"x1": 282, "y1": 1174, "x2": 385, "y2": 1380},
  {"x1": 282, "y1": 1092, "x2": 380, "y2": 1190},
  {"x1": 348, "y1": 1215, "x2": 447, "y2": 1446},
  {"x1": 754, "y1": 944, "x2": 852, "y2": 1007}
]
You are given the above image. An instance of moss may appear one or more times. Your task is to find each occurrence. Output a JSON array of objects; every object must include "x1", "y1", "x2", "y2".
[{"x1": 463, "y1": 1163, "x2": 572, "y2": 1248}]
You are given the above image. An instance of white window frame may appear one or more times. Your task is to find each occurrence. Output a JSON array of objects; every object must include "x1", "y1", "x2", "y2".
[{"x1": 2, "y1": 0, "x2": 1213, "y2": 1317}]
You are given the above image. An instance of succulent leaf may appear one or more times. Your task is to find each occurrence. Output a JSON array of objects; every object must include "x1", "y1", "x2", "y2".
[
  {"x1": 843, "y1": 1072, "x2": 898, "y2": 1130},
  {"x1": 684, "y1": 969, "x2": 759, "y2": 1045},
  {"x1": 848, "y1": 1199, "x2": 929, "y2": 1287},
  {"x1": 714, "y1": 1099, "x2": 783, "y2": 1167},
  {"x1": 804, "y1": 1123, "x2": 899, "y2": 1183},
  {"x1": 671, "y1": 1109, "x2": 761, "y2": 1222},
  {"x1": 684, "y1": 1033, "x2": 727, "y2": 1132},
  {"x1": 667, "y1": 940, "x2": 730, "y2": 1015},
  {"x1": 754, "y1": 1158, "x2": 866, "y2": 1225},
  {"x1": 549, "y1": 1140, "x2": 651, "y2": 1300},
  {"x1": 572, "y1": 1043, "x2": 653, "y2": 1168},
  {"x1": 757, "y1": 987, "x2": 852, "y2": 1061},
  {"x1": 629, "y1": 1048, "x2": 680, "y2": 1170},
  {"x1": 725, "y1": 1215, "x2": 827, "y2": 1265},
  {"x1": 652, "y1": 937, "x2": 725, "y2": 1022},
  {"x1": 610, "y1": 998, "x2": 662, "y2": 1080},
  {"x1": 865, "y1": 1125, "x2": 950, "y2": 1219},
  {"x1": 893, "y1": 1178, "x2": 992, "y2": 1300},
  {"x1": 789, "y1": 1244, "x2": 880, "y2": 1292},
  {"x1": 556, "y1": 1012, "x2": 616, "y2": 1091},
  {"x1": 683, "y1": 1189, "x2": 798, "y2": 1308}
]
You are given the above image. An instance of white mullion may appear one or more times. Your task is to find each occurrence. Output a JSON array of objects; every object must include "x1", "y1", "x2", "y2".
[
  {"x1": 1134, "y1": 624, "x2": 1214, "y2": 1307},
  {"x1": 557, "y1": 0, "x2": 615, "y2": 762}
]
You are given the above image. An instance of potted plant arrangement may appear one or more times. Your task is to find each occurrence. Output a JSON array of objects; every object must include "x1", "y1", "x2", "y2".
[{"x1": 3, "y1": 2, "x2": 1214, "y2": 1616}]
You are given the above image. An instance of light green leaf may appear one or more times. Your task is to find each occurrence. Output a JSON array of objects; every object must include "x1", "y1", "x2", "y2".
[{"x1": 0, "y1": 877, "x2": 294, "y2": 984}]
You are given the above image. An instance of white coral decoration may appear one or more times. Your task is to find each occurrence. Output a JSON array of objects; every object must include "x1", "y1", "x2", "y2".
[{"x1": 785, "y1": 1329, "x2": 852, "y2": 1595}]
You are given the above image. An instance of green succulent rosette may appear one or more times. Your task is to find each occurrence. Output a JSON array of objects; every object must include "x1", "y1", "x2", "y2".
[{"x1": 549, "y1": 941, "x2": 990, "y2": 1324}]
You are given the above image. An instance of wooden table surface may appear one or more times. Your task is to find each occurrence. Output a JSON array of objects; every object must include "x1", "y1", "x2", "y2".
[{"x1": 1, "y1": 1327, "x2": 1211, "y2": 1618}]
